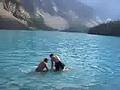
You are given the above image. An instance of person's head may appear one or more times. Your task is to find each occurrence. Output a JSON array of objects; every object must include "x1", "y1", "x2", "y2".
[
  {"x1": 44, "y1": 58, "x2": 48, "y2": 63},
  {"x1": 49, "y1": 54, "x2": 54, "y2": 58}
]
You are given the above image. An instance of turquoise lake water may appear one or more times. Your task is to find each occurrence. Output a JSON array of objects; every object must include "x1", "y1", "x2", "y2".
[{"x1": 0, "y1": 30, "x2": 120, "y2": 90}]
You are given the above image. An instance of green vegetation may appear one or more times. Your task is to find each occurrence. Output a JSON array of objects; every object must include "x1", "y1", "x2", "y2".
[
  {"x1": 64, "y1": 25, "x2": 89, "y2": 33},
  {"x1": 89, "y1": 21, "x2": 120, "y2": 36}
]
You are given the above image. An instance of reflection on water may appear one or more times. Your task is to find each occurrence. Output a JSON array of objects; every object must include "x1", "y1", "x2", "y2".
[{"x1": 0, "y1": 30, "x2": 120, "y2": 90}]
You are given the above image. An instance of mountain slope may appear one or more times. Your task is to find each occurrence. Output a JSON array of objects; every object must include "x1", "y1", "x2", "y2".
[
  {"x1": 0, "y1": 0, "x2": 29, "y2": 29},
  {"x1": 0, "y1": 0, "x2": 95, "y2": 31},
  {"x1": 21, "y1": 0, "x2": 94, "y2": 30}
]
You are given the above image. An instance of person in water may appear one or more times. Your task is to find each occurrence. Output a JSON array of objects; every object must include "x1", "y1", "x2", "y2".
[
  {"x1": 35, "y1": 58, "x2": 49, "y2": 72},
  {"x1": 50, "y1": 54, "x2": 65, "y2": 71}
]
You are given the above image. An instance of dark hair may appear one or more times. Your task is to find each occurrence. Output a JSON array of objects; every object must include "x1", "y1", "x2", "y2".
[
  {"x1": 49, "y1": 54, "x2": 54, "y2": 57},
  {"x1": 44, "y1": 58, "x2": 48, "y2": 62}
]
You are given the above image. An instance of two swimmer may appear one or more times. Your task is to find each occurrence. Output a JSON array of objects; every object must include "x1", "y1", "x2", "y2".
[{"x1": 35, "y1": 54, "x2": 65, "y2": 72}]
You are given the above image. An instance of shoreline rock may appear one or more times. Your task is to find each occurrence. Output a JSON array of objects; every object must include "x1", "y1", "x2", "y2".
[{"x1": 0, "y1": 9, "x2": 29, "y2": 30}]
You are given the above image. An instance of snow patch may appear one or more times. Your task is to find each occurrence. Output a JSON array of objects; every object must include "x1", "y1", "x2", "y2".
[
  {"x1": 52, "y1": 1, "x2": 58, "y2": 12},
  {"x1": 105, "y1": 18, "x2": 112, "y2": 23},
  {"x1": 68, "y1": 10, "x2": 79, "y2": 19},
  {"x1": 53, "y1": 6, "x2": 58, "y2": 12}
]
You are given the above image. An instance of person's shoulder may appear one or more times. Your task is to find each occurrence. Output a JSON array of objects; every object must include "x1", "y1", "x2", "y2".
[
  {"x1": 55, "y1": 55, "x2": 61, "y2": 60},
  {"x1": 55, "y1": 55, "x2": 59, "y2": 58},
  {"x1": 40, "y1": 61, "x2": 44, "y2": 65},
  {"x1": 43, "y1": 62, "x2": 48, "y2": 65}
]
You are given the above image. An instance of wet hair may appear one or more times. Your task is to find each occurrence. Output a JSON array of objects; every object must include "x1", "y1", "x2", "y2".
[
  {"x1": 44, "y1": 58, "x2": 48, "y2": 62},
  {"x1": 49, "y1": 54, "x2": 54, "y2": 57}
]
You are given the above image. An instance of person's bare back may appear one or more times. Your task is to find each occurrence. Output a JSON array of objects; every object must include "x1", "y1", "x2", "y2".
[{"x1": 35, "y1": 58, "x2": 49, "y2": 72}]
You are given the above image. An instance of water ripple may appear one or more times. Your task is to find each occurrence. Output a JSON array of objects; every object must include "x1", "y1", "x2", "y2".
[{"x1": 0, "y1": 31, "x2": 120, "y2": 90}]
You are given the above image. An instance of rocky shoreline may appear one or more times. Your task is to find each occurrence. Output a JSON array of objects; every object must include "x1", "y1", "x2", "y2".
[
  {"x1": 0, "y1": 0, "x2": 30, "y2": 30},
  {"x1": 0, "y1": 9, "x2": 29, "y2": 30}
]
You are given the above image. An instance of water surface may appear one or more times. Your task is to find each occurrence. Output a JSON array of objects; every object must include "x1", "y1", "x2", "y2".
[{"x1": 0, "y1": 30, "x2": 120, "y2": 90}]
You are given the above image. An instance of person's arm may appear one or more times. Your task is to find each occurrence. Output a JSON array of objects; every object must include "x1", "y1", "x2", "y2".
[
  {"x1": 45, "y1": 66, "x2": 49, "y2": 71},
  {"x1": 45, "y1": 63, "x2": 49, "y2": 71},
  {"x1": 35, "y1": 63, "x2": 41, "y2": 72},
  {"x1": 51, "y1": 60, "x2": 54, "y2": 70}
]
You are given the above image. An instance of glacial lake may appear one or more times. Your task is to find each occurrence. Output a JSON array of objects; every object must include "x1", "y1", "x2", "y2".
[{"x1": 0, "y1": 30, "x2": 120, "y2": 90}]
